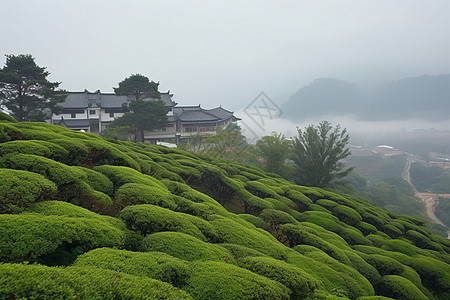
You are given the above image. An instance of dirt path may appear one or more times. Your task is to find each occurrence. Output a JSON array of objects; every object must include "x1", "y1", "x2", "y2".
[{"x1": 403, "y1": 156, "x2": 450, "y2": 239}]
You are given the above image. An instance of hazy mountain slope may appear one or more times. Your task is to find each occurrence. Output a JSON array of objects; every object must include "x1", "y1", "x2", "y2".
[
  {"x1": 0, "y1": 117, "x2": 449, "y2": 299},
  {"x1": 282, "y1": 74, "x2": 450, "y2": 122},
  {"x1": 281, "y1": 78, "x2": 363, "y2": 120}
]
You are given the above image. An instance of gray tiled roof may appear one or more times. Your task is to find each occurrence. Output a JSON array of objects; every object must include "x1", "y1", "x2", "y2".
[
  {"x1": 178, "y1": 110, "x2": 220, "y2": 122},
  {"x1": 56, "y1": 119, "x2": 91, "y2": 127}
]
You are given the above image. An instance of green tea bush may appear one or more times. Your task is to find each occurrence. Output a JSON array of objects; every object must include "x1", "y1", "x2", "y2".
[
  {"x1": 0, "y1": 263, "x2": 192, "y2": 299},
  {"x1": 283, "y1": 189, "x2": 313, "y2": 211},
  {"x1": 338, "y1": 227, "x2": 372, "y2": 246},
  {"x1": 316, "y1": 199, "x2": 338, "y2": 210},
  {"x1": 18, "y1": 127, "x2": 65, "y2": 141},
  {"x1": 355, "y1": 221, "x2": 378, "y2": 236},
  {"x1": 94, "y1": 165, "x2": 165, "y2": 191},
  {"x1": 182, "y1": 261, "x2": 290, "y2": 300},
  {"x1": 409, "y1": 255, "x2": 450, "y2": 295},
  {"x1": 332, "y1": 205, "x2": 362, "y2": 226},
  {"x1": 0, "y1": 111, "x2": 17, "y2": 122},
  {"x1": 47, "y1": 138, "x2": 89, "y2": 164},
  {"x1": 361, "y1": 254, "x2": 404, "y2": 276},
  {"x1": 308, "y1": 203, "x2": 331, "y2": 213},
  {"x1": 80, "y1": 139, "x2": 141, "y2": 170},
  {"x1": 210, "y1": 216, "x2": 288, "y2": 259},
  {"x1": 344, "y1": 250, "x2": 382, "y2": 285},
  {"x1": 406, "y1": 230, "x2": 443, "y2": 252},
  {"x1": 115, "y1": 183, "x2": 176, "y2": 210},
  {"x1": 220, "y1": 243, "x2": 268, "y2": 259},
  {"x1": 259, "y1": 209, "x2": 297, "y2": 228},
  {"x1": 0, "y1": 123, "x2": 22, "y2": 142},
  {"x1": 74, "y1": 166, "x2": 114, "y2": 195},
  {"x1": 141, "y1": 232, "x2": 233, "y2": 262},
  {"x1": 0, "y1": 140, "x2": 51, "y2": 156},
  {"x1": 0, "y1": 153, "x2": 86, "y2": 186},
  {"x1": 382, "y1": 239, "x2": 417, "y2": 256},
  {"x1": 238, "y1": 214, "x2": 267, "y2": 228},
  {"x1": 245, "y1": 181, "x2": 280, "y2": 199},
  {"x1": 59, "y1": 180, "x2": 113, "y2": 214},
  {"x1": 0, "y1": 213, "x2": 124, "y2": 262},
  {"x1": 377, "y1": 275, "x2": 428, "y2": 300},
  {"x1": 0, "y1": 168, "x2": 57, "y2": 213},
  {"x1": 382, "y1": 224, "x2": 403, "y2": 239},
  {"x1": 119, "y1": 204, "x2": 206, "y2": 240},
  {"x1": 74, "y1": 248, "x2": 190, "y2": 287},
  {"x1": 237, "y1": 256, "x2": 320, "y2": 298},
  {"x1": 282, "y1": 224, "x2": 351, "y2": 265}
]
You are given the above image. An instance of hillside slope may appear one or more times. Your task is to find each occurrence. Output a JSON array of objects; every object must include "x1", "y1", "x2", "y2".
[{"x1": 0, "y1": 117, "x2": 449, "y2": 299}]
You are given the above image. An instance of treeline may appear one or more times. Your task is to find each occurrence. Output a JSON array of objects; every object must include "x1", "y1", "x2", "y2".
[{"x1": 410, "y1": 162, "x2": 450, "y2": 193}]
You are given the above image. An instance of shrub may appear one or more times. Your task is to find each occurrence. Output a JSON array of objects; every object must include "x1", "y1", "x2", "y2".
[
  {"x1": 377, "y1": 275, "x2": 428, "y2": 300},
  {"x1": 362, "y1": 254, "x2": 404, "y2": 276},
  {"x1": 0, "y1": 213, "x2": 124, "y2": 262},
  {"x1": 355, "y1": 221, "x2": 378, "y2": 236},
  {"x1": 0, "y1": 263, "x2": 192, "y2": 299},
  {"x1": 245, "y1": 181, "x2": 280, "y2": 199},
  {"x1": 0, "y1": 168, "x2": 57, "y2": 213},
  {"x1": 0, "y1": 111, "x2": 17, "y2": 122},
  {"x1": 74, "y1": 166, "x2": 114, "y2": 195},
  {"x1": 47, "y1": 138, "x2": 89, "y2": 164},
  {"x1": 406, "y1": 230, "x2": 443, "y2": 252},
  {"x1": 283, "y1": 189, "x2": 313, "y2": 211},
  {"x1": 0, "y1": 153, "x2": 86, "y2": 186},
  {"x1": 210, "y1": 216, "x2": 288, "y2": 259},
  {"x1": 94, "y1": 165, "x2": 165, "y2": 191},
  {"x1": 259, "y1": 209, "x2": 297, "y2": 227},
  {"x1": 382, "y1": 239, "x2": 417, "y2": 256},
  {"x1": 141, "y1": 232, "x2": 233, "y2": 263},
  {"x1": 119, "y1": 204, "x2": 206, "y2": 240},
  {"x1": 74, "y1": 248, "x2": 190, "y2": 287},
  {"x1": 0, "y1": 140, "x2": 51, "y2": 156},
  {"x1": 409, "y1": 255, "x2": 450, "y2": 294},
  {"x1": 219, "y1": 243, "x2": 268, "y2": 259},
  {"x1": 182, "y1": 261, "x2": 290, "y2": 300},
  {"x1": 332, "y1": 205, "x2": 362, "y2": 226},
  {"x1": 115, "y1": 183, "x2": 176, "y2": 210},
  {"x1": 59, "y1": 180, "x2": 113, "y2": 214},
  {"x1": 80, "y1": 139, "x2": 141, "y2": 170},
  {"x1": 238, "y1": 214, "x2": 267, "y2": 229},
  {"x1": 237, "y1": 256, "x2": 320, "y2": 298},
  {"x1": 0, "y1": 123, "x2": 22, "y2": 142}
]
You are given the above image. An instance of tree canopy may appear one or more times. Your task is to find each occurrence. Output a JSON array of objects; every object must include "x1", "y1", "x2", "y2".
[
  {"x1": 0, "y1": 54, "x2": 65, "y2": 122},
  {"x1": 255, "y1": 132, "x2": 290, "y2": 175},
  {"x1": 291, "y1": 121, "x2": 353, "y2": 188},
  {"x1": 113, "y1": 74, "x2": 160, "y2": 101},
  {"x1": 108, "y1": 99, "x2": 168, "y2": 143},
  {"x1": 107, "y1": 74, "x2": 168, "y2": 142}
]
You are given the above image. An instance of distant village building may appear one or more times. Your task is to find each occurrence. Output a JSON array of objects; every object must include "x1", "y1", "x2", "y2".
[{"x1": 49, "y1": 90, "x2": 240, "y2": 144}]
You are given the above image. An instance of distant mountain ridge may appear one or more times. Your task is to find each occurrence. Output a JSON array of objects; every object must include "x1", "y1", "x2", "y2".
[{"x1": 282, "y1": 74, "x2": 450, "y2": 122}]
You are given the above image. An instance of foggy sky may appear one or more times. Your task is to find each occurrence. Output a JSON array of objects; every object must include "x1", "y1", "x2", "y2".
[{"x1": 1, "y1": 0, "x2": 449, "y2": 112}]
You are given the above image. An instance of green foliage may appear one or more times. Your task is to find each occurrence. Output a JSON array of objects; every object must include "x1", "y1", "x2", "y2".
[
  {"x1": 0, "y1": 111, "x2": 17, "y2": 122},
  {"x1": 115, "y1": 183, "x2": 176, "y2": 210},
  {"x1": 255, "y1": 132, "x2": 291, "y2": 175},
  {"x1": 0, "y1": 168, "x2": 57, "y2": 213},
  {"x1": 141, "y1": 232, "x2": 233, "y2": 262},
  {"x1": 74, "y1": 248, "x2": 190, "y2": 287},
  {"x1": 291, "y1": 120, "x2": 353, "y2": 188},
  {"x1": 435, "y1": 196, "x2": 450, "y2": 228},
  {"x1": 237, "y1": 256, "x2": 320, "y2": 298},
  {"x1": 94, "y1": 165, "x2": 165, "y2": 191},
  {"x1": 74, "y1": 166, "x2": 114, "y2": 195},
  {"x1": 182, "y1": 261, "x2": 290, "y2": 300},
  {"x1": 0, "y1": 153, "x2": 85, "y2": 186},
  {"x1": 361, "y1": 254, "x2": 404, "y2": 276},
  {"x1": 0, "y1": 213, "x2": 124, "y2": 262},
  {"x1": 0, "y1": 263, "x2": 192, "y2": 299},
  {"x1": 113, "y1": 73, "x2": 160, "y2": 101},
  {"x1": 377, "y1": 275, "x2": 428, "y2": 300},
  {"x1": 119, "y1": 204, "x2": 208, "y2": 240},
  {"x1": 0, "y1": 54, "x2": 65, "y2": 121}
]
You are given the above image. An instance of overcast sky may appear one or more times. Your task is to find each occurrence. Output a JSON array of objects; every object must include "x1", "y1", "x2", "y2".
[{"x1": 2, "y1": 0, "x2": 449, "y2": 112}]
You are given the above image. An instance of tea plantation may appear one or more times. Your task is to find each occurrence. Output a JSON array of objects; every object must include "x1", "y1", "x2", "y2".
[{"x1": 1, "y1": 115, "x2": 449, "y2": 299}]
